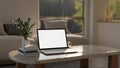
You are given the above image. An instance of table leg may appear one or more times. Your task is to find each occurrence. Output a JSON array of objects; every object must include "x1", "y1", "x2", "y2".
[
  {"x1": 80, "y1": 59, "x2": 88, "y2": 68},
  {"x1": 34, "y1": 64, "x2": 45, "y2": 68},
  {"x1": 16, "y1": 62, "x2": 26, "y2": 68},
  {"x1": 108, "y1": 55, "x2": 118, "y2": 68}
]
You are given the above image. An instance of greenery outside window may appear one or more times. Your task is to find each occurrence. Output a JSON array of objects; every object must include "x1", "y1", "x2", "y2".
[
  {"x1": 40, "y1": 0, "x2": 84, "y2": 34},
  {"x1": 107, "y1": 0, "x2": 120, "y2": 22}
]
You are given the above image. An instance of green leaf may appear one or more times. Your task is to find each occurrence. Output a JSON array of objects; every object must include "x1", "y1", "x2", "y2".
[{"x1": 11, "y1": 18, "x2": 35, "y2": 40}]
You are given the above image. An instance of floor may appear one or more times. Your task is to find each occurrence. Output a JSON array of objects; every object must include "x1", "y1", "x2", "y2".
[
  {"x1": 0, "y1": 64, "x2": 15, "y2": 68},
  {"x1": 0, "y1": 60, "x2": 80, "y2": 68},
  {"x1": 0, "y1": 64, "x2": 33, "y2": 68}
]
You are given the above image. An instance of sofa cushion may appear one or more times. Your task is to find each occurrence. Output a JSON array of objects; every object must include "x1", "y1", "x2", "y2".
[
  {"x1": 3, "y1": 24, "x2": 21, "y2": 35},
  {"x1": 67, "y1": 34, "x2": 88, "y2": 45},
  {"x1": 67, "y1": 20, "x2": 82, "y2": 33},
  {"x1": 0, "y1": 36, "x2": 23, "y2": 62},
  {"x1": 42, "y1": 20, "x2": 70, "y2": 33},
  {"x1": 0, "y1": 20, "x2": 6, "y2": 35}
]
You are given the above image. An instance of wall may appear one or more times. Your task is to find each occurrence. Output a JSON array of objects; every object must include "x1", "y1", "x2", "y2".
[
  {"x1": 0, "y1": 0, "x2": 39, "y2": 35},
  {"x1": 96, "y1": 23, "x2": 120, "y2": 49}
]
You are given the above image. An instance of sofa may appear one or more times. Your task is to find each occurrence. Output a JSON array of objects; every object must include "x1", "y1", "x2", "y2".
[
  {"x1": 0, "y1": 22, "x2": 23, "y2": 65},
  {"x1": 0, "y1": 36, "x2": 23, "y2": 65}
]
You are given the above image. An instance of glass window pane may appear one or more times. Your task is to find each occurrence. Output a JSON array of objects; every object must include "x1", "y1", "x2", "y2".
[
  {"x1": 63, "y1": 0, "x2": 76, "y2": 17},
  {"x1": 113, "y1": 0, "x2": 120, "y2": 21},
  {"x1": 108, "y1": 0, "x2": 120, "y2": 22},
  {"x1": 40, "y1": 0, "x2": 62, "y2": 17},
  {"x1": 67, "y1": 19, "x2": 83, "y2": 34},
  {"x1": 63, "y1": 0, "x2": 83, "y2": 17}
]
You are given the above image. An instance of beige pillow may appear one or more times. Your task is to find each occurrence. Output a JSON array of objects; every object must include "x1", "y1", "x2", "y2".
[{"x1": 0, "y1": 20, "x2": 6, "y2": 35}]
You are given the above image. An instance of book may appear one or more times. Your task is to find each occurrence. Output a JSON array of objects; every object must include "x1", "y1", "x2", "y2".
[
  {"x1": 18, "y1": 48, "x2": 38, "y2": 54},
  {"x1": 18, "y1": 44, "x2": 38, "y2": 55},
  {"x1": 18, "y1": 47, "x2": 39, "y2": 56}
]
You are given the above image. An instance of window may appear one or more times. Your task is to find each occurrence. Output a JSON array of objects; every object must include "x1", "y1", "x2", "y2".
[
  {"x1": 107, "y1": 0, "x2": 120, "y2": 22},
  {"x1": 40, "y1": 0, "x2": 84, "y2": 34}
]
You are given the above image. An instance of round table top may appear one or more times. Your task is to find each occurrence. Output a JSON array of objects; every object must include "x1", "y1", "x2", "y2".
[{"x1": 9, "y1": 45, "x2": 120, "y2": 64}]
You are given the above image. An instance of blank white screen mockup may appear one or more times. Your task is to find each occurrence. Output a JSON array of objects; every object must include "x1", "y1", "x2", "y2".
[{"x1": 38, "y1": 29, "x2": 67, "y2": 49}]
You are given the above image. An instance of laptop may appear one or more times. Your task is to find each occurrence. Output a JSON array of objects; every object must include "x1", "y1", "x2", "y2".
[{"x1": 37, "y1": 29, "x2": 77, "y2": 55}]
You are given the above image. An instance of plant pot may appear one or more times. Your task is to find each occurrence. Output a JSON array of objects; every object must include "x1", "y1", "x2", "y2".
[{"x1": 21, "y1": 39, "x2": 29, "y2": 49}]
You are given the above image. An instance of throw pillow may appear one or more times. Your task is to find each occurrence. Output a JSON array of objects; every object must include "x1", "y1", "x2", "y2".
[
  {"x1": 43, "y1": 20, "x2": 70, "y2": 33},
  {"x1": 0, "y1": 20, "x2": 6, "y2": 35},
  {"x1": 3, "y1": 24, "x2": 21, "y2": 35}
]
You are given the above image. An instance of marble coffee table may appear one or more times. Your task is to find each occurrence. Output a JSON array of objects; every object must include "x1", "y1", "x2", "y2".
[{"x1": 9, "y1": 45, "x2": 120, "y2": 68}]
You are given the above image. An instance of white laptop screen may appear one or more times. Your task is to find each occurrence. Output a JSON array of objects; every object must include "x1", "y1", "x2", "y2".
[{"x1": 37, "y1": 29, "x2": 68, "y2": 49}]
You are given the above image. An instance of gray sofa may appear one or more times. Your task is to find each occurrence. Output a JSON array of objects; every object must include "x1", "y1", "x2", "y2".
[
  {"x1": 0, "y1": 36, "x2": 23, "y2": 65},
  {"x1": 0, "y1": 23, "x2": 23, "y2": 65}
]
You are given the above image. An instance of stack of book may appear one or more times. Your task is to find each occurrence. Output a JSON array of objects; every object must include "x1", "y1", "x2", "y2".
[{"x1": 18, "y1": 44, "x2": 38, "y2": 56}]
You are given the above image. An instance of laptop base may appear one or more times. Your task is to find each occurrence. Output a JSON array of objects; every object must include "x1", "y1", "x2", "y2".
[{"x1": 40, "y1": 48, "x2": 77, "y2": 55}]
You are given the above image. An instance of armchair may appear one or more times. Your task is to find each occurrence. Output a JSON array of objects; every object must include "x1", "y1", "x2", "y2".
[{"x1": 40, "y1": 19, "x2": 88, "y2": 45}]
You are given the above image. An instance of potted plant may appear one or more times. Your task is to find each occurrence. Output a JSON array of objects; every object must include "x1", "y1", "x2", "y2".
[{"x1": 12, "y1": 18, "x2": 35, "y2": 40}]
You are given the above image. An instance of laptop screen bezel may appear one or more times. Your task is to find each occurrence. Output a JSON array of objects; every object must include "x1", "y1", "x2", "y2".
[{"x1": 37, "y1": 28, "x2": 69, "y2": 50}]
